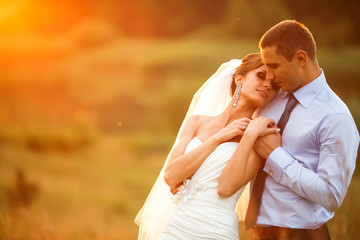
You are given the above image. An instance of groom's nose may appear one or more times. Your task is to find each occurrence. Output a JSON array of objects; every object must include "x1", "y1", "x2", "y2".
[{"x1": 266, "y1": 71, "x2": 275, "y2": 81}]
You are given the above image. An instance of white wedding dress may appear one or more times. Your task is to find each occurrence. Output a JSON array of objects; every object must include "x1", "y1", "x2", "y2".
[{"x1": 160, "y1": 137, "x2": 244, "y2": 240}]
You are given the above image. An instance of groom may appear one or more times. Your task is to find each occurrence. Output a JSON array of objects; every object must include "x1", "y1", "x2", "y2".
[{"x1": 245, "y1": 20, "x2": 359, "y2": 239}]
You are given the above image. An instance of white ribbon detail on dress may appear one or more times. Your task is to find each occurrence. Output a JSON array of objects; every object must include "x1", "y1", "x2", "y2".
[{"x1": 171, "y1": 179, "x2": 217, "y2": 204}]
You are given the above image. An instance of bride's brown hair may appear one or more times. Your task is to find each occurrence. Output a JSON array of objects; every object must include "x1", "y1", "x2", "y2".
[{"x1": 230, "y1": 53, "x2": 263, "y2": 96}]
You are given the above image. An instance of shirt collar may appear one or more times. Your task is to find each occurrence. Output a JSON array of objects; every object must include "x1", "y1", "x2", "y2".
[{"x1": 292, "y1": 69, "x2": 326, "y2": 109}]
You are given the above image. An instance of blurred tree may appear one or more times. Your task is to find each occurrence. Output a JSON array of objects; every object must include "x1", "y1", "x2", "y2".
[
  {"x1": 221, "y1": 0, "x2": 360, "y2": 47},
  {"x1": 69, "y1": 18, "x2": 119, "y2": 50},
  {"x1": 282, "y1": 0, "x2": 360, "y2": 46},
  {"x1": 223, "y1": 0, "x2": 291, "y2": 39},
  {"x1": 6, "y1": 168, "x2": 39, "y2": 208},
  {"x1": 2, "y1": 0, "x2": 359, "y2": 46},
  {"x1": 96, "y1": 0, "x2": 227, "y2": 37}
]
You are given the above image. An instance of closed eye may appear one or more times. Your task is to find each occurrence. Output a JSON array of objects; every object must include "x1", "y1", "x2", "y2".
[
  {"x1": 267, "y1": 64, "x2": 279, "y2": 69},
  {"x1": 257, "y1": 72, "x2": 266, "y2": 79}
]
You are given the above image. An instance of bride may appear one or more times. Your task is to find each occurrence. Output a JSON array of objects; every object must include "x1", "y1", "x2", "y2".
[{"x1": 135, "y1": 53, "x2": 280, "y2": 239}]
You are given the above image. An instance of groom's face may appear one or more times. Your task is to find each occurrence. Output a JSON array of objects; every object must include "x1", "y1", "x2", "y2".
[{"x1": 261, "y1": 46, "x2": 301, "y2": 92}]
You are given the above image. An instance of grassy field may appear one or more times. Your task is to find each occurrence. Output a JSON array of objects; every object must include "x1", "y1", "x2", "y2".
[{"x1": 0, "y1": 34, "x2": 359, "y2": 239}]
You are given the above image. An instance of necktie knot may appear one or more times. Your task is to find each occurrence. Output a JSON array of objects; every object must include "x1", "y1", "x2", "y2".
[
  {"x1": 286, "y1": 93, "x2": 298, "y2": 112},
  {"x1": 277, "y1": 93, "x2": 298, "y2": 135}
]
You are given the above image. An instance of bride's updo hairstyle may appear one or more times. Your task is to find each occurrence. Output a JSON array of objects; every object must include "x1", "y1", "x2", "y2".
[{"x1": 230, "y1": 53, "x2": 263, "y2": 96}]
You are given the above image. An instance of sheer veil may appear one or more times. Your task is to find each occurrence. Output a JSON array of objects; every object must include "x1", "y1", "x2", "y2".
[{"x1": 135, "y1": 59, "x2": 250, "y2": 240}]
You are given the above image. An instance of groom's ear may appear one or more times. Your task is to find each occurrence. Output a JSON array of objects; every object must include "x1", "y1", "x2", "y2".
[{"x1": 294, "y1": 50, "x2": 307, "y2": 67}]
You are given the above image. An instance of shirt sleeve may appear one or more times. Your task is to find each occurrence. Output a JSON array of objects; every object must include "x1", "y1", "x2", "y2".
[{"x1": 264, "y1": 113, "x2": 359, "y2": 212}]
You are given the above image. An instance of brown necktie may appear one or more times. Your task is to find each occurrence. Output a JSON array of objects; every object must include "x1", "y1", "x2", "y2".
[{"x1": 245, "y1": 93, "x2": 298, "y2": 230}]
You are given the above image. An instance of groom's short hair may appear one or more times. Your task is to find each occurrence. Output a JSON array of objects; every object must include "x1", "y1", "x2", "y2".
[{"x1": 259, "y1": 20, "x2": 316, "y2": 62}]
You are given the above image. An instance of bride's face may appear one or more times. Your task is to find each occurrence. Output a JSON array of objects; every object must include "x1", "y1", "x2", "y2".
[{"x1": 237, "y1": 65, "x2": 278, "y2": 107}]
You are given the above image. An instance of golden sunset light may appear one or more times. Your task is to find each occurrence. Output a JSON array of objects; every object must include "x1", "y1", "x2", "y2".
[{"x1": 0, "y1": 1, "x2": 359, "y2": 239}]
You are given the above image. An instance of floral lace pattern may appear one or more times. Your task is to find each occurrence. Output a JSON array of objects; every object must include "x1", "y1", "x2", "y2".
[{"x1": 171, "y1": 179, "x2": 210, "y2": 204}]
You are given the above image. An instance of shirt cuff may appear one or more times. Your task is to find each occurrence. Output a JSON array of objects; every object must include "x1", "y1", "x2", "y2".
[{"x1": 264, "y1": 147, "x2": 295, "y2": 182}]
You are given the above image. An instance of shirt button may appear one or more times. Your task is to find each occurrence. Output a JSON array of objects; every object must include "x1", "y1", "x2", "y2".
[{"x1": 269, "y1": 171, "x2": 274, "y2": 176}]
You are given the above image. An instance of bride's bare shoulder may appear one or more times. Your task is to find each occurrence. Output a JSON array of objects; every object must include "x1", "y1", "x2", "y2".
[
  {"x1": 188, "y1": 115, "x2": 216, "y2": 127},
  {"x1": 183, "y1": 115, "x2": 217, "y2": 138}
]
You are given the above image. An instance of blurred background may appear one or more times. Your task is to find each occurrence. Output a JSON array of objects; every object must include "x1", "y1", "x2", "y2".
[{"x1": 0, "y1": 0, "x2": 359, "y2": 239}]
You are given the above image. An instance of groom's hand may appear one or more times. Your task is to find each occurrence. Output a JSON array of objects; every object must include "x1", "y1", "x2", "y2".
[{"x1": 254, "y1": 132, "x2": 281, "y2": 160}]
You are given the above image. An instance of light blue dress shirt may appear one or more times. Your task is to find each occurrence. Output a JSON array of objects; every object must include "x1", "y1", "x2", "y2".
[{"x1": 258, "y1": 70, "x2": 359, "y2": 229}]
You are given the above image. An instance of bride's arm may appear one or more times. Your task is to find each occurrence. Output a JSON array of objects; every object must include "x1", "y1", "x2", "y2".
[
  {"x1": 164, "y1": 115, "x2": 220, "y2": 188},
  {"x1": 218, "y1": 118, "x2": 278, "y2": 197},
  {"x1": 164, "y1": 116, "x2": 249, "y2": 188}
]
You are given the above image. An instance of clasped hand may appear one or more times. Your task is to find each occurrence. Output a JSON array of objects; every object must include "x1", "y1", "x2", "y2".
[{"x1": 213, "y1": 117, "x2": 279, "y2": 144}]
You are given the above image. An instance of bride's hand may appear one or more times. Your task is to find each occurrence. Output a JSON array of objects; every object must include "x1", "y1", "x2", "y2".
[
  {"x1": 212, "y1": 117, "x2": 251, "y2": 143},
  {"x1": 245, "y1": 117, "x2": 279, "y2": 137},
  {"x1": 170, "y1": 182, "x2": 183, "y2": 195}
]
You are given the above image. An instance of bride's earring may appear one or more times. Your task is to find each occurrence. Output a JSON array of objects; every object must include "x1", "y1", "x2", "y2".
[{"x1": 233, "y1": 86, "x2": 241, "y2": 107}]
